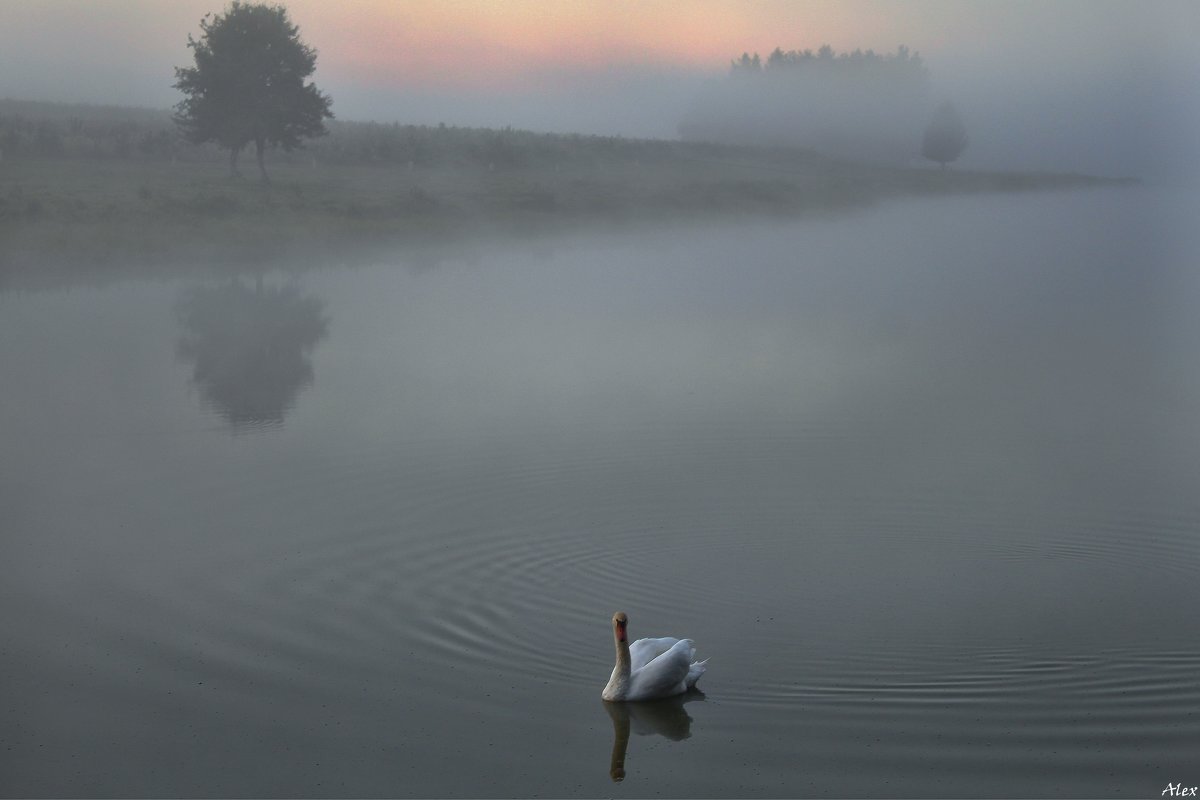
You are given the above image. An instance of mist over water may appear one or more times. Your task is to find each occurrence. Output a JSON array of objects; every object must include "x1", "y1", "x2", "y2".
[
  {"x1": 2, "y1": 187, "x2": 1198, "y2": 796},
  {"x1": 2, "y1": 1, "x2": 1198, "y2": 795}
]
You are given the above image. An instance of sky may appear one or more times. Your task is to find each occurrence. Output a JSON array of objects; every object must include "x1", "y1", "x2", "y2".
[{"x1": 1, "y1": 1, "x2": 1197, "y2": 176}]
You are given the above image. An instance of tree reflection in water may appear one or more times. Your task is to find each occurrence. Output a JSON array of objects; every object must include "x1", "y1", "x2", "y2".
[{"x1": 175, "y1": 277, "x2": 328, "y2": 430}]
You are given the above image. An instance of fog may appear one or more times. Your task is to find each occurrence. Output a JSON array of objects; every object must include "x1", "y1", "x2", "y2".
[
  {"x1": 932, "y1": 36, "x2": 1199, "y2": 182},
  {"x1": 1, "y1": 0, "x2": 1196, "y2": 179},
  {"x1": 3, "y1": 2, "x2": 1200, "y2": 797},
  {"x1": 4, "y1": 188, "x2": 1200, "y2": 794}
]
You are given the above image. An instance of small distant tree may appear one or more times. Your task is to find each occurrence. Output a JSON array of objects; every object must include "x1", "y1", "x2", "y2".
[
  {"x1": 173, "y1": 2, "x2": 333, "y2": 180},
  {"x1": 921, "y1": 101, "x2": 968, "y2": 169}
]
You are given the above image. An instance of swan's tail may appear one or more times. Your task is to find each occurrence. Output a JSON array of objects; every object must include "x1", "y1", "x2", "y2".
[{"x1": 686, "y1": 658, "x2": 707, "y2": 689}]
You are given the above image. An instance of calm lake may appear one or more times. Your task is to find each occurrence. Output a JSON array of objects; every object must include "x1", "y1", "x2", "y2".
[{"x1": 2, "y1": 188, "x2": 1198, "y2": 797}]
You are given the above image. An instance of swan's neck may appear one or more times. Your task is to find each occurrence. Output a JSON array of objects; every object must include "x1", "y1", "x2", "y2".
[{"x1": 603, "y1": 633, "x2": 631, "y2": 701}]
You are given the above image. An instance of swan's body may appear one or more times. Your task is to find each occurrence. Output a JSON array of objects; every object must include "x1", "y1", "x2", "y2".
[{"x1": 602, "y1": 612, "x2": 707, "y2": 702}]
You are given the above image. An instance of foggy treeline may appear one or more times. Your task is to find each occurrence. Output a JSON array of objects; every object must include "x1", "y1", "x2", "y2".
[
  {"x1": 680, "y1": 45, "x2": 932, "y2": 165},
  {"x1": 0, "y1": 100, "x2": 176, "y2": 160}
]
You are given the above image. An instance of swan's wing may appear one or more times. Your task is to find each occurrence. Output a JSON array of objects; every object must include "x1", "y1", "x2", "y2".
[
  {"x1": 627, "y1": 639, "x2": 695, "y2": 700},
  {"x1": 629, "y1": 637, "x2": 681, "y2": 672},
  {"x1": 627, "y1": 697, "x2": 694, "y2": 740}
]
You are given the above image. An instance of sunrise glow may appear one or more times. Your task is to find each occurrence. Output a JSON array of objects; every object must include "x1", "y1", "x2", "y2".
[
  {"x1": 0, "y1": 0, "x2": 1188, "y2": 140},
  {"x1": 277, "y1": 0, "x2": 895, "y2": 89}
]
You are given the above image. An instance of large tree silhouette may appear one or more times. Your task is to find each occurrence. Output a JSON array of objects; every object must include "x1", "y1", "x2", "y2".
[{"x1": 173, "y1": 2, "x2": 333, "y2": 180}]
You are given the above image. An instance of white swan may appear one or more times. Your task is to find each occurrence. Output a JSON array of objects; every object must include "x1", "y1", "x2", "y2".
[{"x1": 602, "y1": 611, "x2": 707, "y2": 702}]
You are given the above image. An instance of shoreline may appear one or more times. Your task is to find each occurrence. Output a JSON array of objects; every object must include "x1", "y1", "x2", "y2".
[{"x1": 0, "y1": 150, "x2": 1134, "y2": 289}]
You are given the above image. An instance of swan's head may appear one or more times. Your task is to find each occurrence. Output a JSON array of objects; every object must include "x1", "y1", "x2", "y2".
[{"x1": 612, "y1": 611, "x2": 628, "y2": 642}]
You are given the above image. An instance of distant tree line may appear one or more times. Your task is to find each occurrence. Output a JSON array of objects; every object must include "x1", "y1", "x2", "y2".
[
  {"x1": 3, "y1": 96, "x2": 968, "y2": 173},
  {"x1": 680, "y1": 45, "x2": 933, "y2": 164},
  {"x1": 0, "y1": 99, "x2": 723, "y2": 170},
  {"x1": 730, "y1": 44, "x2": 927, "y2": 81},
  {"x1": 0, "y1": 102, "x2": 179, "y2": 160}
]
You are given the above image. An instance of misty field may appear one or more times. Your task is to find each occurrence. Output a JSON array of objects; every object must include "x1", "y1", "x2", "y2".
[{"x1": 0, "y1": 101, "x2": 1126, "y2": 284}]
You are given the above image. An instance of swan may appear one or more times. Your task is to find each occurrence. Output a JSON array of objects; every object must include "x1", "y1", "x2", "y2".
[{"x1": 602, "y1": 611, "x2": 707, "y2": 702}]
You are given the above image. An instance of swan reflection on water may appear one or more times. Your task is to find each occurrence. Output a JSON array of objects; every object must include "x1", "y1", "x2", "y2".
[{"x1": 604, "y1": 692, "x2": 705, "y2": 782}]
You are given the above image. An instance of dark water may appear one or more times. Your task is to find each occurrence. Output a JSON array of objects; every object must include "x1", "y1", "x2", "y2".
[{"x1": 2, "y1": 189, "x2": 1198, "y2": 797}]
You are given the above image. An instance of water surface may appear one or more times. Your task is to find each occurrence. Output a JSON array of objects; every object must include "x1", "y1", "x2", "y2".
[{"x1": 2, "y1": 188, "x2": 1198, "y2": 797}]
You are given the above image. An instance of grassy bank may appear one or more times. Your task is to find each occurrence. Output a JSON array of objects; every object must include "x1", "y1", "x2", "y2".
[{"x1": 0, "y1": 101, "x2": 1132, "y2": 284}]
